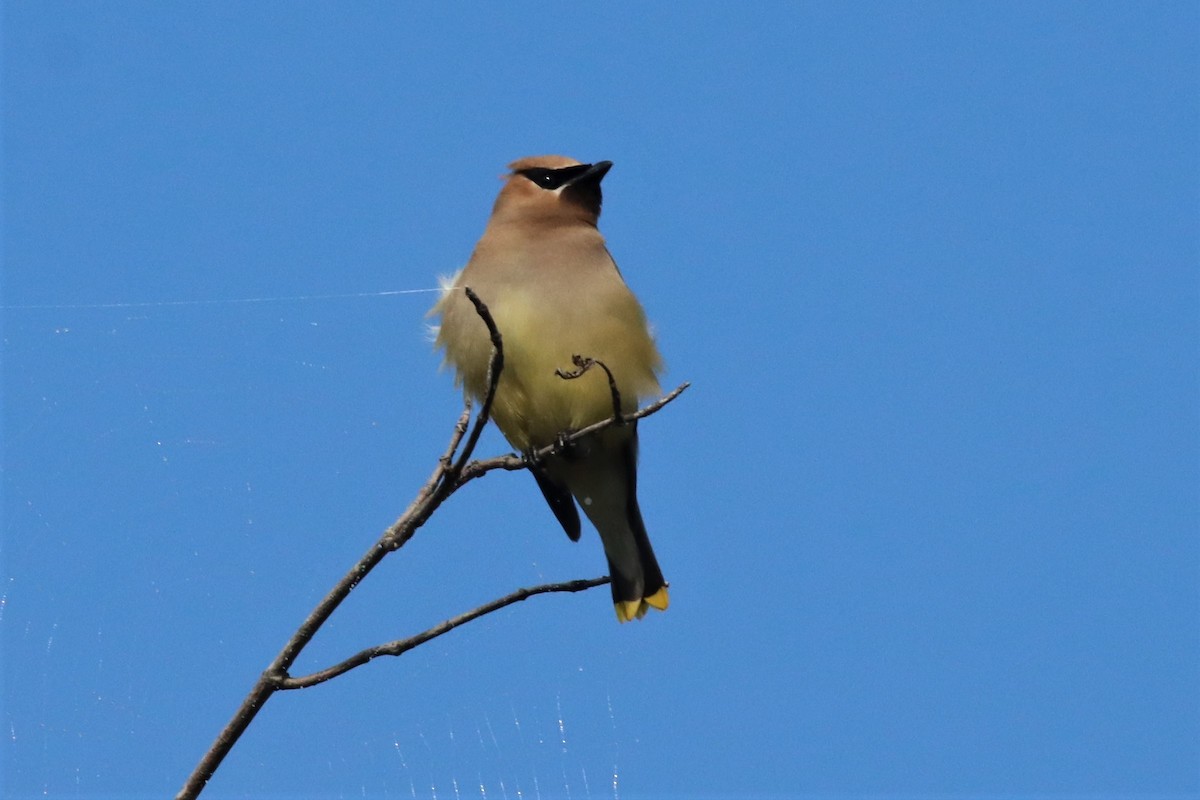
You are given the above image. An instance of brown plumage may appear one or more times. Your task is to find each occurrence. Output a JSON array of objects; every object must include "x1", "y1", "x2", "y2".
[{"x1": 432, "y1": 156, "x2": 668, "y2": 622}]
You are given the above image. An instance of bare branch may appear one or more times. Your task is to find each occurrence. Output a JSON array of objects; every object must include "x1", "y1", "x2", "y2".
[
  {"x1": 439, "y1": 405, "x2": 473, "y2": 476},
  {"x1": 448, "y1": 287, "x2": 502, "y2": 477},
  {"x1": 459, "y1": 381, "x2": 691, "y2": 482},
  {"x1": 176, "y1": 527, "x2": 393, "y2": 798},
  {"x1": 381, "y1": 405, "x2": 471, "y2": 552},
  {"x1": 175, "y1": 289, "x2": 687, "y2": 799},
  {"x1": 177, "y1": 294, "x2": 505, "y2": 799},
  {"x1": 279, "y1": 577, "x2": 611, "y2": 689}
]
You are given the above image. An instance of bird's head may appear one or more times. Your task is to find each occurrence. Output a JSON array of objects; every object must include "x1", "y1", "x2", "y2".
[{"x1": 490, "y1": 155, "x2": 612, "y2": 228}]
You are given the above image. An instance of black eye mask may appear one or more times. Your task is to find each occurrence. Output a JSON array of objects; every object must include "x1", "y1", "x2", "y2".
[{"x1": 516, "y1": 164, "x2": 596, "y2": 190}]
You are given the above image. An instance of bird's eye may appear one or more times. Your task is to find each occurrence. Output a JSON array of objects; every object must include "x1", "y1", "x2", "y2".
[
  {"x1": 519, "y1": 168, "x2": 560, "y2": 189},
  {"x1": 517, "y1": 164, "x2": 597, "y2": 192}
]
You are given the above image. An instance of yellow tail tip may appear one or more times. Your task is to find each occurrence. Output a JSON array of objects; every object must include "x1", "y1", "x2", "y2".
[
  {"x1": 615, "y1": 599, "x2": 641, "y2": 623},
  {"x1": 644, "y1": 586, "x2": 670, "y2": 611},
  {"x1": 613, "y1": 587, "x2": 670, "y2": 623}
]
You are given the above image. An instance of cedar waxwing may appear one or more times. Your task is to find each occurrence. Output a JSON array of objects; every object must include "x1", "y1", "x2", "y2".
[{"x1": 432, "y1": 156, "x2": 668, "y2": 623}]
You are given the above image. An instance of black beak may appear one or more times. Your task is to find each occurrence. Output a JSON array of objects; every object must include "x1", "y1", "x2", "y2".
[{"x1": 566, "y1": 160, "x2": 612, "y2": 187}]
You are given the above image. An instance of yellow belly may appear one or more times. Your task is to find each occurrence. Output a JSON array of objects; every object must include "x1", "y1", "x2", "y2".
[{"x1": 474, "y1": 290, "x2": 660, "y2": 451}]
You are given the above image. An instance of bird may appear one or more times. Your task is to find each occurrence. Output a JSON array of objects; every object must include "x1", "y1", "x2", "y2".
[{"x1": 431, "y1": 155, "x2": 669, "y2": 623}]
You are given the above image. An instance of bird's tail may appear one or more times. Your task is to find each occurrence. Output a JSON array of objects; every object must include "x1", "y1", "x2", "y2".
[
  {"x1": 585, "y1": 428, "x2": 669, "y2": 623},
  {"x1": 545, "y1": 425, "x2": 669, "y2": 623},
  {"x1": 608, "y1": 498, "x2": 669, "y2": 622}
]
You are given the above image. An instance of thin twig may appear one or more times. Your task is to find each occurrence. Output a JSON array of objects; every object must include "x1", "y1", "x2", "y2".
[
  {"x1": 555, "y1": 355, "x2": 623, "y2": 420},
  {"x1": 459, "y1": 381, "x2": 691, "y2": 482},
  {"x1": 449, "y1": 287, "x2": 503, "y2": 478},
  {"x1": 279, "y1": 577, "x2": 611, "y2": 689}
]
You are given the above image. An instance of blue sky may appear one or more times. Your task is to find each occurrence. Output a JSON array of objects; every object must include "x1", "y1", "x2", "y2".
[{"x1": 3, "y1": 2, "x2": 1197, "y2": 798}]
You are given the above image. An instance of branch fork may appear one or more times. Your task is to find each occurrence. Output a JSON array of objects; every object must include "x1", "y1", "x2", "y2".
[{"x1": 175, "y1": 287, "x2": 688, "y2": 799}]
